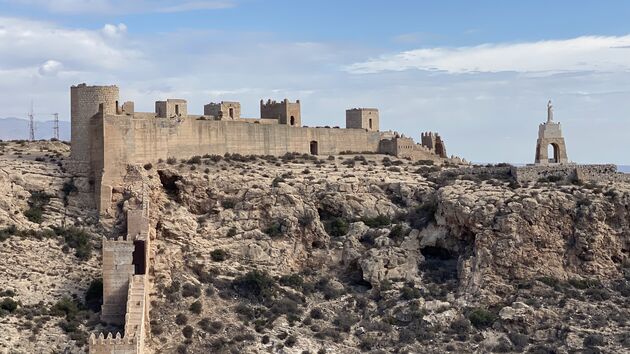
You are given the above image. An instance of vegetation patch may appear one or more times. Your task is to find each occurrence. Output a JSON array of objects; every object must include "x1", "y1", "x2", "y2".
[
  {"x1": 24, "y1": 191, "x2": 52, "y2": 223},
  {"x1": 54, "y1": 227, "x2": 92, "y2": 261}
]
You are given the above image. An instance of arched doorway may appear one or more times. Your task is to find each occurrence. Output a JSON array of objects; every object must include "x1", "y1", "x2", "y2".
[
  {"x1": 310, "y1": 141, "x2": 318, "y2": 155},
  {"x1": 290, "y1": 116, "x2": 295, "y2": 126},
  {"x1": 229, "y1": 107, "x2": 234, "y2": 118},
  {"x1": 548, "y1": 143, "x2": 559, "y2": 163}
]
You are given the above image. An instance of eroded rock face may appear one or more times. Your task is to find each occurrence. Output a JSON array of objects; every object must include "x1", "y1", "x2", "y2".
[
  {"x1": 137, "y1": 155, "x2": 630, "y2": 354},
  {"x1": 2, "y1": 147, "x2": 629, "y2": 353}
]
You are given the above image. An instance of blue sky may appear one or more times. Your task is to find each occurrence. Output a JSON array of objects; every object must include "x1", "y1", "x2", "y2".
[{"x1": 1, "y1": 0, "x2": 629, "y2": 164}]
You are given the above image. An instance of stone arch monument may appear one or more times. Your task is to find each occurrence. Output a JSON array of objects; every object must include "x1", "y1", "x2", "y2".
[{"x1": 535, "y1": 100, "x2": 569, "y2": 165}]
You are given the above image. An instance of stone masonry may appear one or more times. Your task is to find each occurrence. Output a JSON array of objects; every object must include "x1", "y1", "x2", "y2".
[
  {"x1": 534, "y1": 101, "x2": 569, "y2": 165},
  {"x1": 89, "y1": 190, "x2": 151, "y2": 354},
  {"x1": 69, "y1": 84, "x2": 457, "y2": 213}
]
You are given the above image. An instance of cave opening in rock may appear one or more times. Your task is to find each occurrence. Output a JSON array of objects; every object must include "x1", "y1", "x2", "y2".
[
  {"x1": 157, "y1": 170, "x2": 181, "y2": 196},
  {"x1": 420, "y1": 246, "x2": 459, "y2": 286}
]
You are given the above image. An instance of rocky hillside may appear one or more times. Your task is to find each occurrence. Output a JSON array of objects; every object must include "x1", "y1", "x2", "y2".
[{"x1": 0, "y1": 143, "x2": 629, "y2": 353}]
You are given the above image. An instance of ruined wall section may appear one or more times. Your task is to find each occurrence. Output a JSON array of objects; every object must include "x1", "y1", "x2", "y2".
[
  {"x1": 512, "y1": 164, "x2": 630, "y2": 183},
  {"x1": 204, "y1": 101, "x2": 241, "y2": 120},
  {"x1": 260, "y1": 99, "x2": 301, "y2": 126},
  {"x1": 100, "y1": 237, "x2": 135, "y2": 325}
]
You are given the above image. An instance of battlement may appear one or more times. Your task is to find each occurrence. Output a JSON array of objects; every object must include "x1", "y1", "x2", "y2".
[
  {"x1": 155, "y1": 99, "x2": 187, "y2": 118},
  {"x1": 421, "y1": 132, "x2": 447, "y2": 158},
  {"x1": 346, "y1": 108, "x2": 379, "y2": 131},
  {"x1": 260, "y1": 98, "x2": 301, "y2": 126},
  {"x1": 204, "y1": 101, "x2": 241, "y2": 120},
  {"x1": 89, "y1": 332, "x2": 137, "y2": 346}
]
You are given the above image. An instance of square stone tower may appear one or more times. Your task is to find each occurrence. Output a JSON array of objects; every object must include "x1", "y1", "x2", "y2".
[
  {"x1": 534, "y1": 101, "x2": 569, "y2": 165},
  {"x1": 346, "y1": 108, "x2": 379, "y2": 131},
  {"x1": 204, "y1": 101, "x2": 241, "y2": 119},
  {"x1": 155, "y1": 99, "x2": 187, "y2": 118},
  {"x1": 260, "y1": 99, "x2": 301, "y2": 126}
]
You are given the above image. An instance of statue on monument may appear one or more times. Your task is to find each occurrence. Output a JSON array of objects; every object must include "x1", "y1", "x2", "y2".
[{"x1": 547, "y1": 100, "x2": 553, "y2": 122}]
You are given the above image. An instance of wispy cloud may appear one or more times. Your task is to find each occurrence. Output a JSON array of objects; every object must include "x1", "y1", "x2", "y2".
[
  {"x1": 156, "y1": 1, "x2": 235, "y2": 13},
  {"x1": 3, "y1": 0, "x2": 237, "y2": 14},
  {"x1": 347, "y1": 35, "x2": 630, "y2": 75}
]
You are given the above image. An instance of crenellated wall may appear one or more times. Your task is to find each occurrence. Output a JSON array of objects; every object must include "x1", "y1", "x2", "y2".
[{"x1": 90, "y1": 192, "x2": 152, "y2": 354}]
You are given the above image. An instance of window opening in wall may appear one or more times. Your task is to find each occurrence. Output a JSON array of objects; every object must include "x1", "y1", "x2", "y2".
[
  {"x1": 369, "y1": 118, "x2": 373, "y2": 129},
  {"x1": 175, "y1": 104, "x2": 180, "y2": 116},
  {"x1": 229, "y1": 107, "x2": 234, "y2": 118},
  {"x1": 290, "y1": 116, "x2": 295, "y2": 125}
]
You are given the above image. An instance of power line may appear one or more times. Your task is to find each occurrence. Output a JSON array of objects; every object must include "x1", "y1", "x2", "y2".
[
  {"x1": 28, "y1": 101, "x2": 35, "y2": 141},
  {"x1": 53, "y1": 113, "x2": 59, "y2": 140}
]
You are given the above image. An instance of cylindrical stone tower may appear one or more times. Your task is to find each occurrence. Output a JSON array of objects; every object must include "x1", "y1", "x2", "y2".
[{"x1": 70, "y1": 84, "x2": 119, "y2": 164}]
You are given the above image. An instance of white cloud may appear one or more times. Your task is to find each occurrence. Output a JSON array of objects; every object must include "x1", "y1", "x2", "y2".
[
  {"x1": 347, "y1": 35, "x2": 630, "y2": 75},
  {"x1": 3, "y1": 0, "x2": 237, "y2": 14},
  {"x1": 38, "y1": 60, "x2": 63, "y2": 76},
  {"x1": 0, "y1": 17, "x2": 142, "y2": 71},
  {"x1": 101, "y1": 23, "x2": 127, "y2": 38},
  {"x1": 156, "y1": 1, "x2": 235, "y2": 13}
]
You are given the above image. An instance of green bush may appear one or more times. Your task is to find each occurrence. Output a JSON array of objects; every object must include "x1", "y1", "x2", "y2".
[
  {"x1": 221, "y1": 199, "x2": 236, "y2": 209},
  {"x1": 182, "y1": 325, "x2": 194, "y2": 338},
  {"x1": 175, "y1": 313, "x2": 188, "y2": 325},
  {"x1": 143, "y1": 163, "x2": 153, "y2": 170},
  {"x1": 279, "y1": 274, "x2": 303, "y2": 289},
  {"x1": 363, "y1": 215, "x2": 391, "y2": 228},
  {"x1": 264, "y1": 220, "x2": 285, "y2": 238},
  {"x1": 232, "y1": 270, "x2": 277, "y2": 302},
  {"x1": 400, "y1": 285, "x2": 421, "y2": 300},
  {"x1": 181, "y1": 283, "x2": 202, "y2": 298},
  {"x1": 189, "y1": 300, "x2": 203, "y2": 314},
  {"x1": 24, "y1": 191, "x2": 51, "y2": 223},
  {"x1": 467, "y1": 308, "x2": 496, "y2": 329},
  {"x1": 210, "y1": 249, "x2": 228, "y2": 262},
  {"x1": 568, "y1": 278, "x2": 600, "y2": 289},
  {"x1": 166, "y1": 157, "x2": 177, "y2": 165},
  {"x1": 0, "y1": 225, "x2": 17, "y2": 242},
  {"x1": 0, "y1": 298, "x2": 18, "y2": 313},
  {"x1": 54, "y1": 227, "x2": 92, "y2": 260},
  {"x1": 187, "y1": 156, "x2": 202, "y2": 164},
  {"x1": 324, "y1": 217, "x2": 349, "y2": 237},
  {"x1": 50, "y1": 297, "x2": 80, "y2": 320}
]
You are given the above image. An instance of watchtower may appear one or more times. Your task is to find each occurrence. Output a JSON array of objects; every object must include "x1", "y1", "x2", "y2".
[
  {"x1": 204, "y1": 101, "x2": 241, "y2": 120},
  {"x1": 534, "y1": 100, "x2": 569, "y2": 165},
  {"x1": 346, "y1": 108, "x2": 379, "y2": 131},
  {"x1": 260, "y1": 99, "x2": 301, "y2": 126},
  {"x1": 155, "y1": 99, "x2": 187, "y2": 118},
  {"x1": 70, "y1": 84, "x2": 119, "y2": 165},
  {"x1": 421, "y1": 132, "x2": 447, "y2": 158}
]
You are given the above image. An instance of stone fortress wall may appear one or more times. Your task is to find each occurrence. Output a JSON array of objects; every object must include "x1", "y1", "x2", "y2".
[
  {"x1": 69, "y1": 84, "x2": 458, "y2": 212},
  {"x1": 89, "y1": 190, "x2": 151, "y2": 354},
  {"x1": 512, "y1": 164, "x2": 630, "y2": 184}
]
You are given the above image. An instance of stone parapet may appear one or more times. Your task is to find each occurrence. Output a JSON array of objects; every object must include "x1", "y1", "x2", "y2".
[{"x1": 512, "y1": 164, "x2": 630, "y2": 184}]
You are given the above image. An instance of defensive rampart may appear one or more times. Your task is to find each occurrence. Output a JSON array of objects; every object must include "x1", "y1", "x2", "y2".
[
  {"x1": 512, "y1": 164, "x2": 630, "y2": 184},
  {"x1": 89, "y1": 191, "x2": 151, "y2": 354}
]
